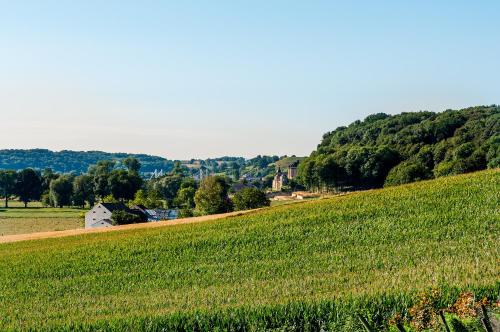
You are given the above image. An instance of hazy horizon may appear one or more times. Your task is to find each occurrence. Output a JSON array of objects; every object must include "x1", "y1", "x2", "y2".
[{"x1": 1, "y1": 1, "x2": 499, "y2": 159}]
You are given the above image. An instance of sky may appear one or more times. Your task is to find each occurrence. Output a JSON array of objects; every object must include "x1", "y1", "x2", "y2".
[{"x1": 0, "y1": 1, "x2": 499, "y2": 160}]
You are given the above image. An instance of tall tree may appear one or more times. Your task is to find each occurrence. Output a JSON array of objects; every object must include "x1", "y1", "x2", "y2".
[
  {"x1": 123, "y1": 157, "x2": 141, "y2": 174},
  {"x1": 49, "y1": 175, "x2": 74, "y2": 208},
  {"x1": 194, "y1": 176, "x2": 232, "y2": 215},
  {"x1": 41, "y1": 168, "x2": 59, "y2": 194},
  {"x1": 15, "y1": 168, "x2": 42, "y2": 207},
  {"x1": 72, "y1": 174, "x2": 95, "y2": 208},
  {"x1": 0, "y1": 170, "x2": 17, "y2": 208},
  {"x1": 232, "y1": 187, "x2": 270, "y2": 211},
  {"x1": 108, "y1": 170, "x2": 142, "y2": 202},
  {"x1": 150, "y1": 174, "x2": 184, "y2": 207},
  {"x1": 89, "y1": 160, "x2": 115, "y2": 200}
]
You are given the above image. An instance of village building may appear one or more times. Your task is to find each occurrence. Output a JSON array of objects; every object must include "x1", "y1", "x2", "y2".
[
  {"x1": 131, "y1": 205, "x2": 179, "y2": 221},
  {"x1": 272, "y1": 167, "x2": 287, "y2": 191},
  {"x1": 85, "y1": 203, "x2": 178, "y2": 229},
  {"x1": 272, "y1": 161, "x2": 300, "y2": 191},
  {"x1": 287, "y1": 161, "x2": 299, "y2": 179},
  {"x1": 84, "y1": 203, "x2": 135, "y2": 229}
]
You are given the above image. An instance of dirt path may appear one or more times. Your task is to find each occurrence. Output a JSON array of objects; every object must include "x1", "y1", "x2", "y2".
[{"x1": 0, "y1": 209, "x2": 259, "y2": 244}]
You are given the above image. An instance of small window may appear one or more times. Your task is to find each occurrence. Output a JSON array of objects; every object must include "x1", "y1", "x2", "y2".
[
  {"x1": 93, "y1": 218, "x2": 96, "y2": 220},
  {"x1": 103, "y1": 211, "x2": 107, "y2": 213},
  {"x1": 93, "y1": 211, "x2": 96, "y2": 213}
]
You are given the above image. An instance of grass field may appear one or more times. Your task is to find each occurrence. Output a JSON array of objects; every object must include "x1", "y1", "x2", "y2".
[
  {"x1": 0, "y1": 202, "x2": 84, "y2": 236},
  {"x1": 0, "y1": 170, "x2": 498, "y2": 331}
]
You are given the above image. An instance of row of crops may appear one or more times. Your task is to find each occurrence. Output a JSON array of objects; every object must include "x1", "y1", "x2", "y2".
[{"x1": 0, "y1": 170, "x2": 498, "y2": 330}]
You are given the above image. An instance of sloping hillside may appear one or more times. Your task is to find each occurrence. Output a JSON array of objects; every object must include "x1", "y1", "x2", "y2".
[{"x1": 0, "y1": 170, "x2": 498, "y2": 330}]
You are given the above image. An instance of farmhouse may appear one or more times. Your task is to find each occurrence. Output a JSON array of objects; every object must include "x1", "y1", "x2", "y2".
[{"x1": 85, "y1": 203, "x2": 128, "y2": 228}]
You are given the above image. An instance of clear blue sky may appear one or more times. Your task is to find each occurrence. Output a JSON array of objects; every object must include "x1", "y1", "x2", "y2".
[{"x1": 1, "y1": 1, "x2": 498, "y2": 159}]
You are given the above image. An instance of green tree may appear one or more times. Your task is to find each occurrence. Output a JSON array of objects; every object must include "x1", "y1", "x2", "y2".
[
  {"x1": 150, "y1": 174, "x2": 184, "y2": 207},
  {"x1": 49, "y1": 175, "x2": 74, "y2": 208},
  {"x1": 15, "y1": 168, "x2": 42, "y2": 207},
  {"x1": 72, "y1": 174, "x2": 95, "y2": 208},
  {"x1": 123, "y1": 157, "x2": 141, "y2": 174},
  {"x1": 194, "y1": 176, "x2": 232, "y2": 215},
  {"x1": 0, "y1": 170, "x2": 17, "y2": 208},
  {"x1": 232, "y1": 187, "x2": 270, "y2": 211},
  {"x1": 146, "y1": 189, "x2": 164, "y2": 208},
  {"x1": 41, "y1": 168, "x2": 59, "y2": 194},
  {"x1": 131, "y1": 189, "x2": 164, "y2": 209},
  {"x1": 111, "y1": 210, "x2": 142, "y2": 225},
  {"x1": 89, "y1": 160, "x2": 115, "y2": 200},
  {"x1": 175, "y1": 187, "x2": 196, "y2": 208},
  {"x1": 108, "y1": 170, "x2": 142, "y2": 202},
  {"x1": 384, "y1": 161, "x2": 431, "y2": 187}
]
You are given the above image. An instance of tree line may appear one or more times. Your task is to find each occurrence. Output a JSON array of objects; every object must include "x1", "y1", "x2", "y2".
[
  {"x1": 0, "y1": 157, "x2": 270, "y2": 216},
  {"x1": 298, "y1": 105, "x2": 499, "y2": 191}
]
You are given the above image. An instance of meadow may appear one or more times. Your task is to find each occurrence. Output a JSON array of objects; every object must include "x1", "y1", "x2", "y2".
[
  {"x1": 0, "y1": 201, "x2": 83, "y2": 236},
  {"x1": 0, "y1": 170, "x2": 498, "y2": 331}
]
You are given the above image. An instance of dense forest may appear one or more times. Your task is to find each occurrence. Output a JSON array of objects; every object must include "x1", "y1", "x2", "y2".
[
  {"x1": 299, "y1": 105, "x2": 499, "y2": 190},
  {"x1": 0, "y1": 149, "x2": 175, "y2": 174}
]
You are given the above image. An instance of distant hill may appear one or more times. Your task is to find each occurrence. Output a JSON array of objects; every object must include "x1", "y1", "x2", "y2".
[
  {"x1": 0, "y1": 149, "x2": 303, "y2": 180},
  {"x1": 0, "y1": 149, "x2": 175, "y2": 174}
]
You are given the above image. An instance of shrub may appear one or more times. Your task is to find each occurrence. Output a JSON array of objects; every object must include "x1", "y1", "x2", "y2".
[
  {"x1": 384, "y1": 161, "x2": 431, "y2": 186},
  {"x1": 232, "y1": 187, "x2": 270, "y2": 211},
  {"x1": 111, "y1": 210, "x2": 142, "y2": 225},
  {"x1": 433, "y1": 161, "x2": 456, "y2": 177},
  {"x1": 194, "y1": 176, "x2": 233, "y2": 215}
]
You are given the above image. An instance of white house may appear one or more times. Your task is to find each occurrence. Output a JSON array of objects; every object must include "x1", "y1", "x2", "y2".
[{"x1": 85, "y1": 202, "x2": 129, "y2": 229}]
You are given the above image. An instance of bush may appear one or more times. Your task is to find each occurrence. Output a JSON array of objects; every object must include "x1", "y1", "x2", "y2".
[
  {"x1": 194, "y1": 176, "x2": 233, "y2": 215},
  {"x1": 433, "y1": 161, "x2": 456, "y2": 177},
  {"x1": 384, "y1": 162, "x2": 432, "y2": 187},
  {"x1": 178, "y1": 208, "x2": 194, "y2": 218},
  {"x1": 111, "y1": 210, "x2": 143, "y2": 225},
  {"x1": 232, "y1": 188, "x2": 270, "y2": 211}
]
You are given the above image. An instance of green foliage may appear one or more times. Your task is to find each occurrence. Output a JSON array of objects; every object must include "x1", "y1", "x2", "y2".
[
  {"x1": 110, "y1": 210, "x2": 143, "y2": 225},
  {"x1": 0, "y1": 170, "x2": 17, "y2": 207},
  {"x1": 122, "y1": 157, "x2": 141, "y2": 174},
  {"x1": 178, "y1": 207, "x2": 194, "y2": 218},
  {"x1": 301, "y1": 106, "x2": 500, "y2": 191},
  {"x1": 150, "y1": 174, "x2": 184, "y2": 207},
  {"x1": 15, "y1": 168, "x2": 42, "y2": 207},
  {"x1": 0, "y1": 149, "x2": 174, "y2": 174},
  {"x1": 101, "y1": 194, "x2": 118, "y2": 203},
  {"x1": 49, "y1": 175, "x2": 74, "y2": 208},
  {"x1": 89, "y1": 160, "x2": 115, "y2": 199},
  {"x1": 384, "y1": 161, "x2": 431, "y2": 187},
  {"x1": 232, "y1": 187, "x2": 270, "y2": 211},
  {"x1": 0, "y1": 170, "x2": 497, "y2": 330},
  {"x1": 194, "y1": 176, "x2": 232, "y2": 215},
  {"x1": 107, "y1": 170, "x2": 142, "y2": 202},
  {"x1": 130, "y1": 189, "x2": 164, "y2": 209},
  {"x1": 175, "y1": 186, "x2": 196, "y2": 209},
  {"x1": 72, "y1": 174, "x2": 95, "y2": 208}
]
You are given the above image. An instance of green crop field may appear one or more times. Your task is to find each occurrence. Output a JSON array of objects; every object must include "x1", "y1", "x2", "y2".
[
  {"x1": 0, "y1": 170, "x2": 498, "y2": 331},
  {"x1": 0, "y1": 202, "x2": 84, "y2": 236}
]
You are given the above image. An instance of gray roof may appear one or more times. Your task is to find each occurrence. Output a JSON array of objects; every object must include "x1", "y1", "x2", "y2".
[{"x1": 100, "y1": 203, "x2": 128, "y2": 212}]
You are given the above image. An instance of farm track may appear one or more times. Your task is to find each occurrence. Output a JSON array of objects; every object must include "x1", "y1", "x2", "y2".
[{"x1": 0, "y1": 209, "x2": 261, "y2": 244}]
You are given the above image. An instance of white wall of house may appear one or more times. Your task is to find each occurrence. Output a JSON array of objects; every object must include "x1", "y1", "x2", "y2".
[{"x1": 85, "y1": 203, "x2": 113, "y2": 229}]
